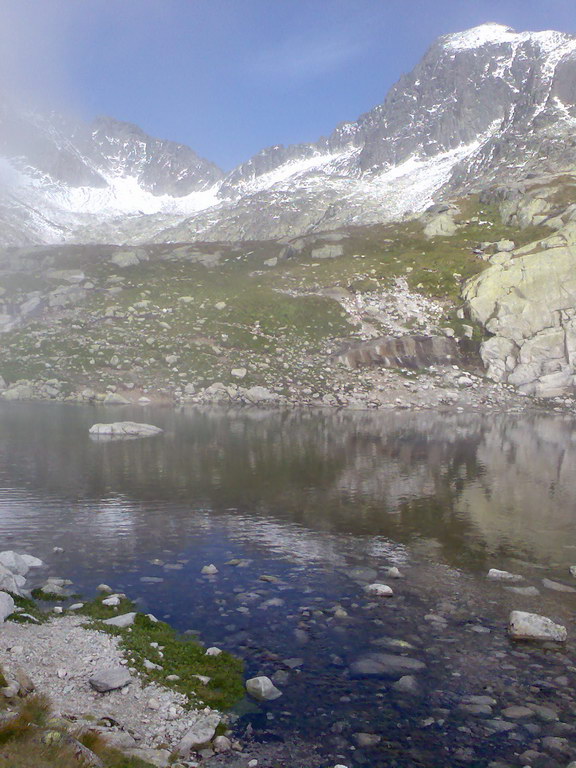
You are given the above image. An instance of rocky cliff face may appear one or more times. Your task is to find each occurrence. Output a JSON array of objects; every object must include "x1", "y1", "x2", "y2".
[
  {"x1": 2, "y1": 23, "x2": 576, "y2": 246},
  {"x1": 462, "y1": 174, "x2": 576, "y2": 397}
]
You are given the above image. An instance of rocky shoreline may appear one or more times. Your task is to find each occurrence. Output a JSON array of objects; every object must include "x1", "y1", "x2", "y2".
[
  {"x1": 0, "y1": 552, "x2": 246, "y2": 768},
  {"x1": 1, "y1": 363, "x2": 574, "y2": 416},
  {"x1": 1, "y1": 546, "x2": 576, "y2": 768}
]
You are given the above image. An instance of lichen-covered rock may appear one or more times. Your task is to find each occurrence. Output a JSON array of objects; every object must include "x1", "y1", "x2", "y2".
[{"x1": 463, "y1": 227, "x2": 576, "y2": 396}]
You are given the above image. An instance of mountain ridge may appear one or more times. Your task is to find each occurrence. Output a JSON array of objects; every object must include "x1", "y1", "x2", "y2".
[{"x1": 2, "y1": 22, "x2": 576, "y2": 246}]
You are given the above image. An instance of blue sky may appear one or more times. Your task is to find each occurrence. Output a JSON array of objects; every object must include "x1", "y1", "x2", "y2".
[{"x1": 2, "y1": 0, "x2": 576, "y2": 170}]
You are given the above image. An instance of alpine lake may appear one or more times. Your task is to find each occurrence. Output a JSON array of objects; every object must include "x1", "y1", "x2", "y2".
[{"x1": 1, "y1": 401, "x2": 575, "y2": 768}]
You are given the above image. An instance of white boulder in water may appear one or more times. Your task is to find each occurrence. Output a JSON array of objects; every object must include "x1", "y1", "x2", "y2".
[
  {"x1": 89, "y1": 422, "x2": 163, "y2": 438},
  {"x1": 509, "y1": 611, "x2": 567, "y2": 642}
]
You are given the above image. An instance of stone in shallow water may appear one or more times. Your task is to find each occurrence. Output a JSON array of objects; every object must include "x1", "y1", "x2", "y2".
[
  {"x1": 246, "y1": 676, "x2": 282, "y2": 700},
  {"x1": 541, "y1": 577, "x2": 576, "y2": 593},
  {"x1": 344, "y1": 566, "x2": 378, "y2": 582},
  {"x1": 89, "y1": 666, "x2": 131, "y2": 692},
  {"x1": 353, "y1": 733, "x2": 381, "y2": 747},
  {"x1": 508, "y1": 611, "x2": 567, "y2": 642},
  {"x1": 501, "y1": 705, "x2": 533, "y2": 719},
  {"x1": 349, "y1": 653, "x2": 426, "y2": 679},
  {"x1": 504, "y1": 585, "x2": 540, "y2": 596},
  {"x1": 392, "y1": 675, "x2": 420, "y2": 695},
  {"x1": 487, "y1": 568, "x2": 523, "y2": 582}
]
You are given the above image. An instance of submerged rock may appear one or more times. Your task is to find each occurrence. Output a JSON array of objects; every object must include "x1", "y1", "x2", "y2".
[
  {"x1": 541, "y1": 577, "x2": 576, "y2": 593},
  {"x1": 350, "y1": 653, "x2": 426, "y2": 679},
  {"x1": 89, "y1": 422, "x2": 163, "y2": 438},
  {"x1": 508, "y1": 611, "x2": 567, "y2": 642}
]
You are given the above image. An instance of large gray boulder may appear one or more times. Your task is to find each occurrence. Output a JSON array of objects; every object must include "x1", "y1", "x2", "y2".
[{"x1": 0, "y1": 551, "x2": 43, "y2": 577}]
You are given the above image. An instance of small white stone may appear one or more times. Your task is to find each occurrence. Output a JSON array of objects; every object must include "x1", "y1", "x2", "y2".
[
  {"x1": 201, "y1": 564, "x2": 218, "y2": 575},
  {"x1": 97, "y1": 584, "x2": 113, "y2": 593},
  {"x1": 364, "y1": 583, "x2": 394, "y2": 597},
  {"x1": 205, "y1": 647, "x2": 222, "y2": 656}
]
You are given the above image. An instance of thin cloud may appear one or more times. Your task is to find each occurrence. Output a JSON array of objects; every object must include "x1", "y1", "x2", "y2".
[{"x1": 251, "y1": 33, "x2": 370, "y2": 82}]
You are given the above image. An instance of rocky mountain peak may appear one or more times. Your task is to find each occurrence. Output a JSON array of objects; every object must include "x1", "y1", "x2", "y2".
[{"x1": 2, "y1": 23, "x2": 576, "y2": 246}]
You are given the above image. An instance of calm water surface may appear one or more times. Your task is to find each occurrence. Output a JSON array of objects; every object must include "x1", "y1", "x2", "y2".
[{"x1": 1, "y1": 403, "x2": 575, "y2": 767}]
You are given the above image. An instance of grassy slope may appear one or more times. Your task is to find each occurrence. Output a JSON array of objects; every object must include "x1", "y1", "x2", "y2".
[{"x1": 0, "y1": 197, "x2": 548, "y2": 396}]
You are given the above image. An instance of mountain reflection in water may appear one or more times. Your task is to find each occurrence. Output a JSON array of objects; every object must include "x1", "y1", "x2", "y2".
[{"x1": 0, "y1": 403, "x2": 574, "y2": 572}]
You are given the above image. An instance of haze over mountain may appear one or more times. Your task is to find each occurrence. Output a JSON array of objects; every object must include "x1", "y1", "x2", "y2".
[{"x1": 2, "y1": 22, "x2": 576, "y2": 246}]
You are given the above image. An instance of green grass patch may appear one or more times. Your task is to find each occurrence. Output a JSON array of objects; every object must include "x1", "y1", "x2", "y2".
[
  {"x1": 81, "y1": 597, "x2": 243, "y2": 710},
  {"x1": 79, "y1": 596, "x2": 136, "y2": 620},
  {"x1": 8, "y1": 594, "x2": 48, "y2": 624}
]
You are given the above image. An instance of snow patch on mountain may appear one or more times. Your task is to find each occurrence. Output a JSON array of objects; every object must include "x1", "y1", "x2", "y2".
[
  {"x1": 5, "y1": 158, "x2": 220, "y2": 217},
  {"x1": 443, "y1": 23, "x2": 574, "y2": 55},
  {"x1": 230, "y1": 148, "x2": 361, "y2": 197}
]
